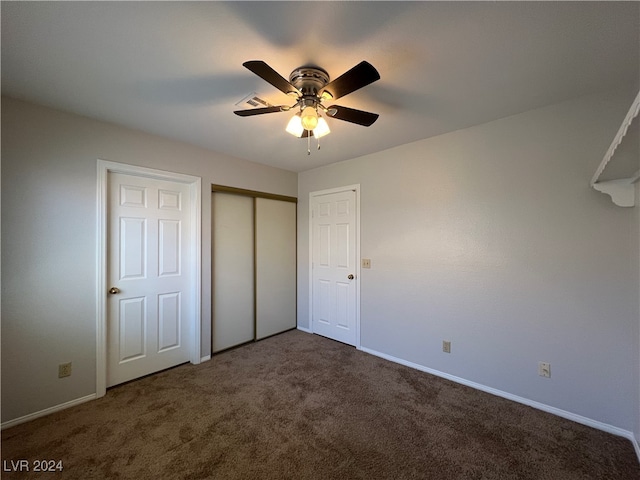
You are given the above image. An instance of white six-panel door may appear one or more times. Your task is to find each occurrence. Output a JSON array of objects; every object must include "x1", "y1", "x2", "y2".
[
  {"x1": 311, "y1": 189, "x2": 358, "y2": 346},
  {"x1": 107, "y1": 172, "x2": 192, "y2": 387}
]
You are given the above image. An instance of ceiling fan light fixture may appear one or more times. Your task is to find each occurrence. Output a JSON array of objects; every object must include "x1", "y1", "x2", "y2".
[
  {"x1": 321, "y1": 91, "x2": 333, "y2": 101},
  {"x1": 285, "y1": 113, "x2": 304, "y2": 137},
  {"x1": 314, "y1": 116, "x2": 331, "y2": 138},
  {"x1": 301, "y1": 106, "x2": 318, "y2": 130}
]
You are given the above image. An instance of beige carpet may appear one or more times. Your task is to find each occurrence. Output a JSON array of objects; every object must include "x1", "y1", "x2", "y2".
[{"x1": 2, "y1": 330, "x2": 638, "y2": 479}]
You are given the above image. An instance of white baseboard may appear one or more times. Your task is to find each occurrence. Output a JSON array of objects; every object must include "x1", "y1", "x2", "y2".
[
  {"x1": 200, "y1": 355, "x2": 211, "y2": 362},
  {"x1": 297, "y1": 325, "x2": 312, "y2": 334},
  {"x1": 633, "y1": 433, "x2": 640, "y2": 463},
  {"x1": 1, "y1": 394, "x2": 96, "y2": 430},
  {"x1": 360, "y1": 346, "x2": 638, "y2": 459}
]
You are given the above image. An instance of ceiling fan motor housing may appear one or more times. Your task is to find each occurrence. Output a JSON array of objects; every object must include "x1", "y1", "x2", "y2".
[{"x1": 289, "y1": 67, "x2": 330, "y2": 98}]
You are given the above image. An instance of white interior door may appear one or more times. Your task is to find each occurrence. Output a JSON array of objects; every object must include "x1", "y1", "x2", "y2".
[
  {"x1": 212, "y1": 192, "x2": 255, "y2": 352},
  {"x1": 311, "y1": 188, "x2": 358, "y2": 346},
  {"x1": 255, "y1": 198, "x2": 297, "y2": 339},
  {"x1": 107, "y1": 172, "x2": 192, "y2": 387}
]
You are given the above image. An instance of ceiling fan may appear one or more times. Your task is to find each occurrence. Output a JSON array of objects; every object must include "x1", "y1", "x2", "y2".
[{"x1": 233, "y1": 60, "x2": 380, "y2": 141}]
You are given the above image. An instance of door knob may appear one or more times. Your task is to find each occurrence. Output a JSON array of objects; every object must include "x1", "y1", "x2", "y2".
[
  {"x1": 108, "y1": 287, "x2": 121, "y2": 294},
  {"x1": 347, "y1": 274, "x2": 354, "y2": 280}
]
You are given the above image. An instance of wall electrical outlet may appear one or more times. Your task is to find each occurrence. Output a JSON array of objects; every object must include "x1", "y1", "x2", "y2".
[
  {"x1": 442, "y1": 341, "x2": 451, "y2": 353},
  {"x1": 362, "y1": 258, "x2": 371, "y2": 269},
  {"x1": 538, "y1": 361, "x2": 551, "y2": 378},
  {"x1": 58, "y1": 362, "x2": 72, "y2": 378}
]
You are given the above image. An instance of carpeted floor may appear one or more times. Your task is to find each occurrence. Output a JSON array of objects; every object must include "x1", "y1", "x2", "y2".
[{"x1": 2, "y1": 330, "x2": 639, "y2": 479}]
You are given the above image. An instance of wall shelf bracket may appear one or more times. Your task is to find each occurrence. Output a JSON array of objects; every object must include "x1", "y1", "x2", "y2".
[
  {"x1": 592, "y1": 174, "x2": 639, "y2": 207},
  {"x1": 590, "y1": 91, "x2": 640, "y2": 207}
]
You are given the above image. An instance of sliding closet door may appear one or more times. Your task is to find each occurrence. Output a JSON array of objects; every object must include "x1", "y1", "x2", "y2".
[
  {"x1": 212, "y1": 192, "x2": 254, "y2": 352},
  {"x1": 255, "y1": 198, "x2": 297, "y2": 340}
]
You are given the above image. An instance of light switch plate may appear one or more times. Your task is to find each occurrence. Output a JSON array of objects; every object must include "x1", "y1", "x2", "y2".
[{"x1": 362, "y1": 259, "x2": 371, "y2": 269}]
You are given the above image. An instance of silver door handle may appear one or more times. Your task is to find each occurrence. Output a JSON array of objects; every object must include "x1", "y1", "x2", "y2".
[
  {"x1": 109, "y1": 287, "x2": 121, "y2": 294},
  {"x1": 347, "y1": 274, "x2": 354, "y2": 280}
]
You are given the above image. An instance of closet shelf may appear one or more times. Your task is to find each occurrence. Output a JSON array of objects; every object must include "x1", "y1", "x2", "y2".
[{"x1": 591, "y1": 90, "x2": 640, "y2": 207}]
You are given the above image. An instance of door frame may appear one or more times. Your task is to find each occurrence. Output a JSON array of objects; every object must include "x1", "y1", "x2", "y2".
[
  {"x1": 308, "y1": 185, "x2": 361, "y2": 349},
  {"x1": 96, "y1": 160, "x2": 202, "y2": 397}
]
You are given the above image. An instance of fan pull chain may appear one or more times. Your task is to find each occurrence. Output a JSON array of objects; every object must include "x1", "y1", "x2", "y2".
[
  {"x1": 317, "y1": 137, "x2": 321, "y2": 151},
  {"x1": 307, "y1": 133, "x2": 311, "y2": 155}
]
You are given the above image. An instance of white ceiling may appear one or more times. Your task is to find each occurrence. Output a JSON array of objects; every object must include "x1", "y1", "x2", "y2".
[{"x1": 2, "y1": 1, "x2": 638, "y2": 172}]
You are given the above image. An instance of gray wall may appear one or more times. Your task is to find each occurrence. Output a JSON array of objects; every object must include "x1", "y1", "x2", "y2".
[
  {"x1": 1, "y1": 97, "x2": 297, "y2": 423},
  {"x1": 298, "y1": 89, "x2": 639, "y2": 433}
]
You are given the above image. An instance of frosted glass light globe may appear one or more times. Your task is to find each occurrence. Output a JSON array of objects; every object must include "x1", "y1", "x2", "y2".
[{"x1": 301, "y1": 106, "x2": 318, "y2": 130}]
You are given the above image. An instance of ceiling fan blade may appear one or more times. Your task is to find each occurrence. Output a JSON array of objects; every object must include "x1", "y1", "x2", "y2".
[
  {"x1": 321, "y1": 61, "x2": 380, "y2": 101},
  {"x1": 243, "y1": 61, "x2": 301, "y2": 97},
  {"x1": 233, "y1": 106, "x2": 285, "y2": 117},
  {"x1": 328, "y1": 105, "x2": 379, "y2": 126}
]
